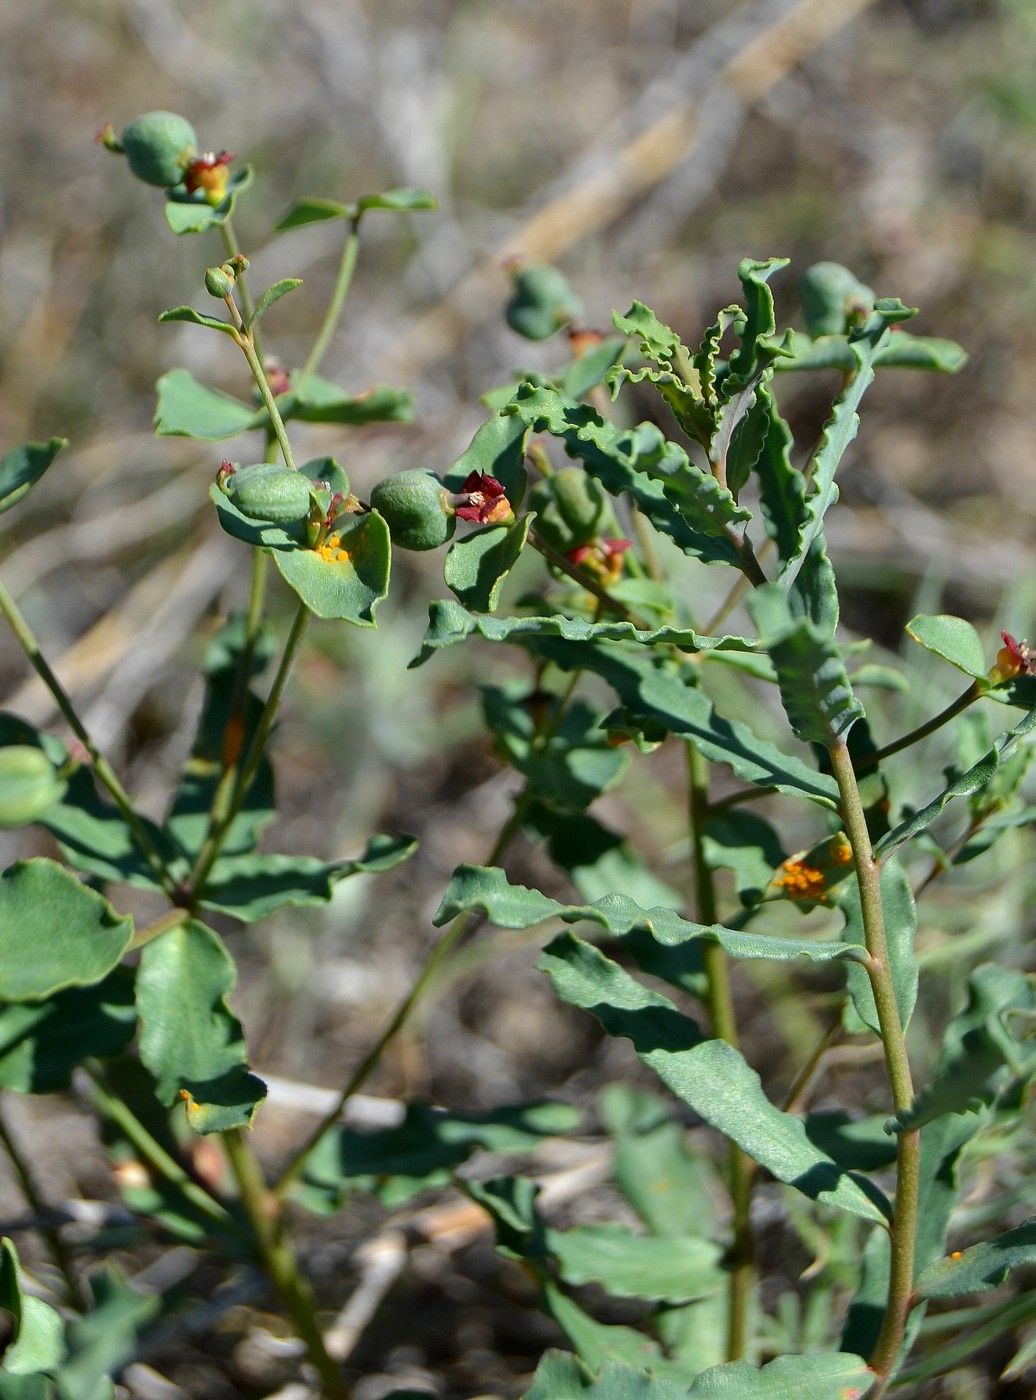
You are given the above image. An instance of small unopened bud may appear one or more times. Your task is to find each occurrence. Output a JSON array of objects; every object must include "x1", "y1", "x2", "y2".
[
  {"x1": 205, "y1": 263, "x2": 237, "y2": 299},
  {"x1": 96, "y1": 122, "x2": 123, "y2": 153},
  {"x1": 216, "y1": 459, "x2": 237, "y2": 492}
]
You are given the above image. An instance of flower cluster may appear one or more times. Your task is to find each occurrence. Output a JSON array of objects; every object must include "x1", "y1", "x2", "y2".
[
  {"x1": 566, "y1": 536, "x2": 631, "y2": 586},
  {"x1": 453, "y1": 472, "x2": 513, "y2": 526},
  {"x1": 996, "y1": 631, "x2": 1036, "y2": 680}
]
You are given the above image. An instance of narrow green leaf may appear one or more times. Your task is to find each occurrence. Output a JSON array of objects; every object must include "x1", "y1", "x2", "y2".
[
  {"x1": 916, "y1": 1219, "x2": 1036, "y2": 1300},
  {"x1": 355, "y1": 187, "x2": 437, "y2": 216},
  {"x1": 725, "y1": 257, "x2": 791, "y2": 387},
  {"x1": 524, "y1": 804, "x2": 684, "y2": 911},
  {"x1": 524, "y1": 1351, "x2": 685, "y2": 1400},
  {"x1": 686, "y1": 1352, "x2": 873, "y2": 1398},
  {"x1": 777, "y1": 328, "x2": 967, "y2": 375},
  {"x1": 0, "y1": 439, "x2": 65, "y2": 517},
  {"x1": 157, "y1": 305, "x2": 238, "y2": 337},
  {"x1": 906, "y1": 613, "x2": 987, "y2": 679},
  {"x1": 541, "y1": 933, "x2": 888, "y2": 1222},
  {"x1": 753, "y1": 389, "x2": 806, "y2": 563},
  {"x1": 274, "y1": 510, "x2": 391, "y2": 623},
  {"x1": 560, "y1": 336, "x2": 627, "y2": 401},
  {"x1": 275, "y1": 196, "x2": 350, "y2": 230},
  {"x1": 0, "y1": 860, "x2": 132, "y2": 1001},
  {"x1": 163, "y1": 166, "x2": 253, "y2": 235},
  {"x1": 285, "y1": 375, "x2": 413, "y2": 425},
  {"x1": 200, "y1": 834, "x2": 417, "y2": 922},
  {"x1": 549, "y1": 1225, "x2": 722, "y2": 1303},
  {"x1": 136, "y1": 919, "x2": 266, "y2": 1133},
  {"x1": 601, "y1": 1086, "x2": 718, "y2": 1239},
  {"x1": 0, "y1": 969, "x2": 135, "y2": 1092},
  {"x1": 443, "y1": 514, "x2": 531, "y2": 613},
  {"x1": 0, "y1": 1238, "x2": 65, "y2": 1376},
  {"x1": 542, "y1": 1282, "x2": 678, "y2": 1380},
  {"x1": 247, "y1": 277, "x2": 303, "y2": 329},
  {"x1": 840, "y1": 857, "x2": 918, "y2": 1033},
  {"x1": 154, "y1": 369, "x2": 256, "y2": 441},
  {"x1": 483, "y1": 689, "x2": 627, "y2": 813}
]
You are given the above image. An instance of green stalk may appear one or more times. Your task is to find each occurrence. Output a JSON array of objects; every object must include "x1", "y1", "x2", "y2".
[
  {"x1": 220, "y1": 218, "x2": 264, "y2": 360},
  {"x1": 222, "y1": 1129, "x2": 346, "y2": 1399},
  {"x1": 687, "y1": 743, "x2": 754, "y2": 1360},
  {"x1": 855, "y1": 682, "x2": 981, "y2": 772},
  {"x1": 187, "y1": 601, "x2": 310, "y2": 900},
  {"x1": 0, "y1": 1103, "x2": 80, "y2": 1306},
  {"x1": 828, "y1": 740, "x2": 919, "y2": 1394},
  {"x1": 299, "y1": 220, "x2": 361, "y2": 381},
  {"x1": 0, "y1": 576, "x2": 176, "y2": 898},
  {"x1": 238, "y1": 333, "x2": 297, "y2": 471}
]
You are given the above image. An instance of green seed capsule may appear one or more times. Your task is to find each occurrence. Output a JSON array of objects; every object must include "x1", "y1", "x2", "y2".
[
  {"x1": 0, "y1": 747, "x2": 66, "y2": 828},
  {"x1": 120, "y1": 111, "x2": 198, "y2": 188},
  {"x1": 527, "y1": 467, "x2": 612, "y2": 552},
  {"x1": 370, "y1": 470, "x2": 455, "y2": 551},
  {"x1": 225, "y1": 463, "x2": 314, "y2": 523},
  {"x1": 505, "y1": 264, "x2": 583, "y2": 341},
  {"x1": 799, "y1": 262, "x2": 875, "y2": 339}
]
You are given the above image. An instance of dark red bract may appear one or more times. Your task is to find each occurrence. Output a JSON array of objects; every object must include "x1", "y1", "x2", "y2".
[{"x1": 454, "y1": 471, "x2": 511, "y2": 525}]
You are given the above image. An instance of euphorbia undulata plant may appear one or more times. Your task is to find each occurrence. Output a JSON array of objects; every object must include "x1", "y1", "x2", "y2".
[{"x1": 0, "y1": 111, "x2": 1031, "y2": 1399}]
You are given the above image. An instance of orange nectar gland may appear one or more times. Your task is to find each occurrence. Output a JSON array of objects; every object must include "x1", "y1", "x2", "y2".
[
  {"x1": 184, "y1": 151, "x2": 234, "y2": 205},
  {"x1": 317, "y1": 532, "x2": 350, "y2": 565},
  {"x1": 994, "y1": 630, "x2": 1036, "y2": 681},
  {"x1": 773, "y1": 860, "x2": 830, "y2": 901}
]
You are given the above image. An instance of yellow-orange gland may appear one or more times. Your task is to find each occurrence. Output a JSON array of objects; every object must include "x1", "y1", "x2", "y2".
[
  {"x1": 774, "y1": 861, "x2": 829, "y2": 899},
  {"x1": 996, "y1": 645, "x2": 1025, "y2": 680},
  {"x1": 317, "y1": 533, "x2": 350, "y2": 565}
]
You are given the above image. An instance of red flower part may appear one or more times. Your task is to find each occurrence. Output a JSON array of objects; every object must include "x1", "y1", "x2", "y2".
[
  {"x1": 997, "y1": 630, "x2": 1036, "y2": 679},
  {"x1": 564, "y1": 536, "x2": 632, "y2": 586},
  {"x1": 601, "y1": 537, "x2": 632, "y2": 560},
  {"x1": 454, "y1": 471, "x2": 512, "y2": 524},
  {"x1": 184, "y1": 150, "x2": 235, "y2": 202},
  {"x1": 265, "y1": 363, "x2": 292, "y2": 397}
]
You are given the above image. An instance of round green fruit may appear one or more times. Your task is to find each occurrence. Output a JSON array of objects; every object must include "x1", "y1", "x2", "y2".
[
  {"x1": 0, "y1": 746, "x2": 66, "y2": 828},
  {"x1": 527, "y1": 467, "x2": 611, "y2": 552},
  {"x1": 120, "y1": 111, "x2": 198, "y2": 188},
  {"x1": 370, "y1": 470, "x2": 455, "y2": 551},
  {"x1": 799, "y1": 262, "x2": 875, "y2": 339},
  {"x1": 505, "y1": 264, "x2": 583, "y2": 341},
  {"x1": 225, "y1": 463, "x2": 314, "y2": 523}
]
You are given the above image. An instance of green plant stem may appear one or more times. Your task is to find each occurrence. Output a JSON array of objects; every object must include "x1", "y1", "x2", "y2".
[
  {"x1": 0, "y1": 1103, "x2": 80, "y2": 1306},
  {"x1": 222, "y1": 1129, "x2": 346, "y2": 1398},
  {"x1": 707, "y1": 784, "x2": 777, "y2": 813},
  {"x1": 187, "y1": 601, "x2": 311, "y2": 901},
  {"x1": 129, "y1": 907, "x2": 189, "y2": 951},
  {"x1": 0, "y1": 576, "x2": 176, "y2": 898},
  {"x1": 528, "y1": 531, "x2": 643, "y2": 623},
  {"x1": 856, "y1": 682, "x2": 981, "y2": 772},
  {"x1": 83, "y1": 1063, "x2": 237, "y2": 1236},
  {"x1": 220, "y1": 219, "x2": 263, "y2": 360},
  {"x1": 299, "y1": 220, "x2": 360, "y2": 381},
  {"x1": 686, "y1": 743, "x2": 754, "y2": 1362},
  {"x1": 828, "y1": 739, "x2": 919, "y2": 1393},
  {"x1": 273, "y1": 676, "x2": 583, "y2": 1197},
  {"x1": 238, "y1": 333, "x2": 297, "y2": 471}
]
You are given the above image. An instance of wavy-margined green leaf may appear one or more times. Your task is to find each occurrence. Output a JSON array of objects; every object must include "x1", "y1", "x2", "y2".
[
  {"x1": 0, "y1": 860, "x2": 132, "y2": 1002},
  {"x1": 776, "y1": 327, "x2": 967, "y2": 375},
  {"x1": 54, "y1": 1265, "x2": 160, "y2": 1400},
  {"x1": 0, "y1": 1238, "x2": 65, "y2": 1377},
  {"x1": 0, "y1": 969, "x2": 135, "y2": 1092},
  {"x1": 136, "y1": 920, "x2": 266, "y2": 1133},
  {"x1": 443, "y1": 409, "x2": 530, "y2": 504},
  {"x1": 199, "y1": 834, "x2": 417, "y2": 921},
  {"x1": 274, "y1": 510, "x2": 391, "y2": 624},
  {"x1": 443, "y1": 514, "x2": 531, "y2": 612},
  {"x1": 524, "y1": 1351, "x2": 686, "y2": 1400},
  {"x1": 525, "y1": 804, "x2": 683, "y2": 911},
  {"x1": 527, "y1": 636, "x2": 841, "y2": 809},
  {"x1": 483, "y1": 689, "x2": 628, "y2": 813},
  {"x1": 917, "y1": 1218, "x2": 1036, "y2": 1300},
  {"x1": 284, "y1": 375, "x2": 413, "y2": 426},
  {"x1": 608, "y1": 301, "x2": 717, "y2": 447},
  {"x1": 0, "y1": 439, "x2": 65, "y2": 517},
  {"x1": 778, "y1": 300, "x2": 915, "y2": 587},
  {"x1": 294, "y1": 1102, "x2": 579, "y2": 1213},
  {"x1": 435, "y1": 864, "x2": 871, "y2": 973},
  {"x1": 840, "y1": 857, "x2": 918, "y2": 1034},
  {"x1": 704, "y1": 810, "x2": 787, "y2": 907},
  {"x1": 889, "y1": 965, "x2": 1035, "y2": 1133},
  {"x1": 906, "y1": 613, "x2": 988, "y2": 679},
  {"x1": 276, "y1": 187, "x2": 436, "y2": 228},
  {"x1": 409, "y1": 598, "x2": 757, "y2": 668},
  {"x1": 685, "y1": 1353, "x2": 873, "y2": 1398},
  {"x1": 875, "y1": 705, "x2": 1036, "y2": 856},
  {"x1": 163, "y1": 166, "x2": 253, "y2": 235},
  {"x1": 751, "y1": 391, "x2": 806, "y2": 564},
  {"x1": 541, "y1": 933, "x2": 888, "y2": 1223},
  {"x1": 508, "y1": 385, "x2": 745, "y2": 565},
  {"x1": 749, "y1": 584, "x2": 863, "y2": 743},
  {"x1": 725, "y1": 257, "x2": 792, "y2": 390},
  {"x1": 550, "y1": 1225, "x2": 722, "y2": 1304}
]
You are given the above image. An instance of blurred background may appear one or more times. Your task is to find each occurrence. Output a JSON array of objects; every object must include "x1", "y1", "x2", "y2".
[{"x1": 1, "y1": 1, "x2": 1035, "y2": 1395}]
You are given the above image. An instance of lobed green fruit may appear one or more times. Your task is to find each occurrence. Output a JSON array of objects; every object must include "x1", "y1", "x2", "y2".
[
  {"x1": 225, "y1": 463, "x2": 314, "y2": 523},
  {"x1": 120, "y1": 111, "x2": 198, "y2": 188},
  {"x1": 799, "y1": 262, "x2": 875, "y2": 339},
  {"x1": 527, "y1": 467, "x2": 612, "y2": 552},
  {"x1": 505, "y1": 264, "x2": 583, "y2": 341},
  {"x1": 0, "y1": 747, "x2": 66, "y2": 828},
  {"x1": 370, "y1": 469, "x2": 455, "y2": 551}
]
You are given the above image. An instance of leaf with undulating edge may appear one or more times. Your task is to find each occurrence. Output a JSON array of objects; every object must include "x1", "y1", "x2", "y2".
[
  {"x1": 704, "y1": 809, "x2": 788, "y2": 908},
  {"x1": 0, "y1": 1238, "x2": 65, "y2": 1376},
  {"x1": 163, "y1": 166, "x2": 253, "y2": 235},
  {"x1": 776, "y1": 327, "x2": 967, "y2": 375},
  {"x1": 778, "y1": 300, "x2": 916, "y2": 586},
  {"x1": 0, "y1": 968, "x2": 135, "y2": 1093},
  {"x1": 444, "y1": 514, "x2": 532, "y2": 613},
  {"x1": 548, "y1": 1225, "x2": 722, "y2": 1303},
  {"x1": 443, "y1": 409, "x2": 530, "y2": 505},
  {"x1": 889, "y1": 964, "x2": 1035, "y2": 1133},
  {"x1": 136, "y1": 920, "x2": 266, "y2": 1133},
  {"x1": 284, "y1": 375, "x2": 414, "y2": 426},
  {"x1": 906, "y1": 613, "x2": 988, "y2": 679},
  {"x1": 523, "y1": 1350, "x2": 686, "y2": 1400},
  {"x1": 355, "y1": 187, "x2": 437, "y2": 216},
  {"x1": 840, "y1": 857, "x2": 918, "y2": 1033},
  {"x1": 749, "y1": 584, "x2": 863, "y2": 744},
  {"x1": 875, "y1": 706, "x2": 1036, "y2": 856},
  {"x1": 56, "y1": 1264, "x2": 160, "y2": 1397},
  {"x1": 247, "y1": 277, "x2": 303, "y2": 329},
  {"x1": 608, "y1": 301, "x2": 716, "y2": 447},
  {"x1": 525, "y1": 804, "x2": 684, "y2": 912},
  {"x1": 0, "y1": 860, "x2": 132, "y2": 1002},
  {"x1": 725, "y1": 257, "x2": 791, "y2": 390},
  {"x1": 917, "y1": 1218, "x2": 1036, "y2": 1299},
  {"x1": 200, "y1": 834, "x2": 417, "y2": 922},
  {"x1": 409, "y1": 599, "x2": 757, "y2": 668},
  {"x1": 0, "y1": 439, "x2": 65, "y2": 517},
  {"x1": 753, "y1": 388, "x2": 807, "y2": 564},
  {"x1": 540, "y1": 933, "x2": 888, "y2": 1223},
  {"x1": 274, "y1": 510, "x2": 391, "y2": 624},
  {"x1": 543, "y1": 1282, "x2": 684, "y2": 1381},
  {"x1": 685, "y1": 1352, "x2": 874, "y2": 1398}
]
